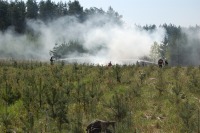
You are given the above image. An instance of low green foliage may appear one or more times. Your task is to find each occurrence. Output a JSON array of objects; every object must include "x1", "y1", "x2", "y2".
[{"x1": 0, "y1": 60, "x2": 200, "y2": 132}]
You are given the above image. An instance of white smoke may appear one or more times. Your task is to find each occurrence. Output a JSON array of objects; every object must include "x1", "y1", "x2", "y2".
[
  {"x1": 0, "y1": 28, "x2": 45, "y2": 60},
  {"x1": 0, "y1": 14, "x2": 166, "y2": 64},
  {"x1": 179, "y1": 27, "x2": 200, "y2": 65}
]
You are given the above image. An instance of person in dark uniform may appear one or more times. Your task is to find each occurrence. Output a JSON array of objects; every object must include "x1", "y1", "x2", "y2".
[
  {"x1": 50, "y1": 56, "x2": 54, "y2": 65},
  {"x1": 158, "y1": 58, "x2": 164, "y2": 68},
  {"x1": 108, "y1": 61, "x2": 112, "y2": 67},
  {"x1": 164, "y1": 58, "x2": 168, "y2": 66}
]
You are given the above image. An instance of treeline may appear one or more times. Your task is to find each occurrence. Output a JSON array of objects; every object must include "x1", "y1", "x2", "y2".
[
  {"x1": 1, "y1": 0, "x2": 200, "y2": 66},
  {"x1": 0, "y1": 0, "x2": 122, "y2": 33}
]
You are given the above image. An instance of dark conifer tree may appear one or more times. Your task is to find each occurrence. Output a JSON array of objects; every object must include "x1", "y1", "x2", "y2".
[
  {"x1": 8, "y1": 0, "x2": 26, "y2": 33},
  {"x1": 26, "y1": 0, "x2": 38, "y2": 19},
  {"x1": 0, "y1": 0, "x2": 10, "y2": 31},
  {"x1": 68, "y1": 0, "x2": 83, "y2": 16},
  {"x1": 39, "y1": 0, "x2": 57, "y2": 21}
]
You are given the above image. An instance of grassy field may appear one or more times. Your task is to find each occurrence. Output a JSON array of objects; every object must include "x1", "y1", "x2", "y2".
[{"x1": 0, "y1": 59, "x2": 200, "y2": 133}]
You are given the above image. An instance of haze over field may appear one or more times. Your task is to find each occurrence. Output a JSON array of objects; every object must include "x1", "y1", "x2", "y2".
[{"x1": 0, "y1": 15, "x2": 165, "y2": 63}]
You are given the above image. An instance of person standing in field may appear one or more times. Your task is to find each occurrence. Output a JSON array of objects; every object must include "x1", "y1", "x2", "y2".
[
  {"x1": 108, "y1": 61, "x2": 112, "y2": 67},
  {"x1": 158, "y1": 58, "x2": 164, "y2": 68},
  {"x1": 50, "y1": 56, "x2": 54, "y2": 65},
  {"x1": 164, "y1": 58, "x2": 168, "y2": 66}
]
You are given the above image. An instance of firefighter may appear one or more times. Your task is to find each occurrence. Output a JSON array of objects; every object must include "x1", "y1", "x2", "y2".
[
  {"x1": 164, "y1": 58, "x2": 168, "y2": 66},
  {"x1": 50, "y1": 56, "x2": 54, "y2": 65},
  {"x1": 108, "y1": 61, "x2": 112, "y2": 67},
  {"x1": 158, "y1": 58, "x2": 164, "y2": 68}
]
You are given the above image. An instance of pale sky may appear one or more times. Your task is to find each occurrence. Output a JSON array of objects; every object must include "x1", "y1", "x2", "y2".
[
  {"x1": 41, "y1": 0, "x2": 200, "y2": 27},
  {"x1": 78, "y1": 0, "x2": 200, "y2": 27}
]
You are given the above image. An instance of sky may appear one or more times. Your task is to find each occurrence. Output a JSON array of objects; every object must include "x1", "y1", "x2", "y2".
[{"x1": 53, "y1": 0, "x2": 200, "y2": 27}]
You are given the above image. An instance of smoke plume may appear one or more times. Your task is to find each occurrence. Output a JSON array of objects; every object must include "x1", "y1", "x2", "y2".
[
  {"x1": 0, "y1": 14, "x2": 165, "y2": 64},
  {"x1": 179, "y1": 27, "x2": 200, "y2": 66}
]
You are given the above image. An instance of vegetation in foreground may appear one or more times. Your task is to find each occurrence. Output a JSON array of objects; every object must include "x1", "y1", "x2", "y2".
[{"x1": 0, "y1": 60, "x2": 200, "y2": 132}]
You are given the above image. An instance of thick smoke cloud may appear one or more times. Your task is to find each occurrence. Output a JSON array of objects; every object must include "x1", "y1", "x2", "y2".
[
  {"x1": 180, "y1": 27, "x2": 200, "y2": 66},
  {"x1": 0, "y1": 28, "x2": 45, "y2": 60},
  {"x1": 0, "y1": 15, "x2": 165, "y2": 64}
]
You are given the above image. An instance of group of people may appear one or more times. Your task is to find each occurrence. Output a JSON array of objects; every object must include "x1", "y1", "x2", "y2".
[{"x1": 50, "y1": 56, "x2": 168, "y2": 68}]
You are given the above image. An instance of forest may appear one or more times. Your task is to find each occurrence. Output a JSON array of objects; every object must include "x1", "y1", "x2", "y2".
[
  {"x1": 0, "y1": 0, "x2": 122, "y2": 33},
  {"x1": 0, "y1": 0, "x2": 200, "y2": 66}
]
